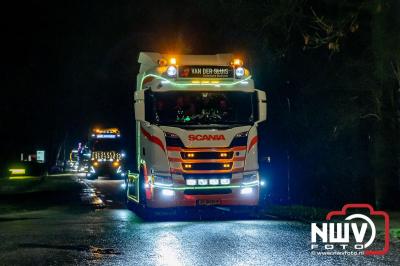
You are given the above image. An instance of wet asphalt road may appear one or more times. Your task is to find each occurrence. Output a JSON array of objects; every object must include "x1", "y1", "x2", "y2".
[{"x1": 0, "y1": 174, "x2": 399, "y2": 265}]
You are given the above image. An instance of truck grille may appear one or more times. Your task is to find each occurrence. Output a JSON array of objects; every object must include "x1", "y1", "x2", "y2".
[
  {"x1": 184, "y1": 189, "x2": 232, "y2": 195},
  {"x1": 181, "y1": 151, "x2": 233, "y2": 160},
  {"x1": 182, "y1": 162, "x2": 232, "y2": 171},
  {"x1": 92, "y1": 151, "x2": 121, "y2": 161},
  {"x1": 183, "y1": 173, "x2": 232, "y2": 179}
]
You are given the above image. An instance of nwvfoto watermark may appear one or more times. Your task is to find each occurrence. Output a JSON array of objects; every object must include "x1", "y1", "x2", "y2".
[{"x1": 310, "y1": 204, "x2": 390, "y2": 256}]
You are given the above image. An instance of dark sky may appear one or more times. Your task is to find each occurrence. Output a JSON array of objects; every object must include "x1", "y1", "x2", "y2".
[{"x1": 1, "y1": 0, "x2": 264, "y2": 166}]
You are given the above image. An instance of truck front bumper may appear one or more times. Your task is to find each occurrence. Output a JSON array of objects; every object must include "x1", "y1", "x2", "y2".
[{"x1": 145, "y1": 185, "x2": 259, "y2": 208}]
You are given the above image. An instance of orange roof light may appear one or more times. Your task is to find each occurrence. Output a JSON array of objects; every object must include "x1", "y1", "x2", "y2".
[
  {"x1": 232, "y1": 58, "x2": 243, "y2": 66},
  {"x1": 169, "y1": 57, "x2": 177, "y2": 65}
]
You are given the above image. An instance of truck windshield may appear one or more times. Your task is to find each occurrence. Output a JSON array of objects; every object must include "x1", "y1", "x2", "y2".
[
  {"x1": 146, "y1": 91, "x2": 257, "y2": 126},
  {"x1": 91, "y1": 139, "x2": 122, "y2": 151}
]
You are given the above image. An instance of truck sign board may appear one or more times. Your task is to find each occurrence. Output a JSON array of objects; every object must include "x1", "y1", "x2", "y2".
[{"x1": 178, "y1": 65, "x2": 234, "y2": 78}]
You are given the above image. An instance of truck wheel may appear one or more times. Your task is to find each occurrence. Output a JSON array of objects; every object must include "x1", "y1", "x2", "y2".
[
  {"x1": 86, "y1": 173, "x2": 97, "y2": 180},
  {"x1": 138, "y1": 167, "x2": 147, "y2": 208}
]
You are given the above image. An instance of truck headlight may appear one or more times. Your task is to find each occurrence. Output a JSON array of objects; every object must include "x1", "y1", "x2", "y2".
[
  {"x1": 167, "y1": 66, "x2": 177, "y2": 77},
  {"x1": 154, "y1": 175, "x2": 173, "y2": 186},
  {"x1": 235, "y1": 67, "x2": 244, "y2": 78},
  {"x1": 242, "y1": 173, "x2": 259, "y2": 185}
]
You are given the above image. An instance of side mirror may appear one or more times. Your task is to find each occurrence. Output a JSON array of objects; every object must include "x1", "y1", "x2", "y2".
[
  {"x1": 257, "y1": 90, "x2": 267, "y2": 122},
  {"x1": 134, "y1": 90, "x2": 145, "y2": 122}
]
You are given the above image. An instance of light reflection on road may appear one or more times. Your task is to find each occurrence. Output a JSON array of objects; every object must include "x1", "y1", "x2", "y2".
[{"x1": 155, "y1": 232, "x2": 184, "y2": 266}]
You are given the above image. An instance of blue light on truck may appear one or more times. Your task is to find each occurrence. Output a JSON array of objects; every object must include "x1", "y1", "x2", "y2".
[{"x1": 96, "y1": 134, "x2": 116, "y2": 139}]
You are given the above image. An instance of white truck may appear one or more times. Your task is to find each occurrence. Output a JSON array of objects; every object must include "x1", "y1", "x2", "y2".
[{"x1": 126, "y1": 52, "x2": 266, "y2": 210}]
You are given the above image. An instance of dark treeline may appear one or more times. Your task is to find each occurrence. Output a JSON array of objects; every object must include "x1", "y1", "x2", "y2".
[
  {"x1": 216, "y1": 0, "x2": 400, "y2": 209},
  {"x1": 1, "y1": 0, "x2": 399, "y2": 209}
]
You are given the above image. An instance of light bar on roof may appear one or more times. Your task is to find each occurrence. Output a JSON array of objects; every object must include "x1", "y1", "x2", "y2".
[{"x1": 96, "y1": 134, "x2": 117, "y2": 139}]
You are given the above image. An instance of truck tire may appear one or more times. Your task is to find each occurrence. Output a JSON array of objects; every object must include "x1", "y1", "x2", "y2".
[
  {"x1": 138, "y1": 167, "x2": 147, "y2": 208},
  {"x1": 86, "y1": 173, "x2": 97, "y2": 180}
]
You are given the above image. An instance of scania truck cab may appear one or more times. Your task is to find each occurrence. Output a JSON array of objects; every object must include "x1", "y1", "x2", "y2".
[
  {"x1": 126, "y1": 52, "x2": 266, "y2": 210},
  {"x1": 87, "y1": 128, "x2": 126, "y2": 179}
]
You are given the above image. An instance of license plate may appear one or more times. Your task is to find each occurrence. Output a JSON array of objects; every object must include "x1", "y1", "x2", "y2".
[{"x1": 197, "y1": 199, "x2": 221, "y2": 206}]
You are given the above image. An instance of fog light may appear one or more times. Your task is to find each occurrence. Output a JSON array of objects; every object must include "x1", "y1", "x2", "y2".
[
  {"x1": 209, "y1": 179, "x2": 219, "y2": 185},
  {"x1": 186, "y1": 179, "x2": 196, "y2": 186},
  {"x1": 162, "y1": 189, "x2": 175, "y2": 196},
  {"x1": 241, "y1": 187, "x2": 253, "y2": 195},
  {"x1": 198, "y1": 179, "x2": 208, "y2": 185},
  {"x1": 220, "y1": 178, "x2": 230, "y2": 185}
]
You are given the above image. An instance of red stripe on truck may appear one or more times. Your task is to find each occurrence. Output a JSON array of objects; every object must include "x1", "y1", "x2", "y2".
[
  {"x1": 248, "y1": 136, "x2": 258, "y2": 151},
  {"x1": 141, "y1": 127, "x2": 165, "y2": 152}
]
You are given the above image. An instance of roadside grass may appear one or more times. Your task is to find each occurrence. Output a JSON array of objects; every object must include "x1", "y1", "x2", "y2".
[
  {"x1": 0, "y1": 175, "x2": 83, "y2": 215},
  {"x1": 0, "y1": 176, "x2": 44, "y2": 194},
  {"x1": 262, "y1": 203, "x2": 330, "y2": 222}
]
